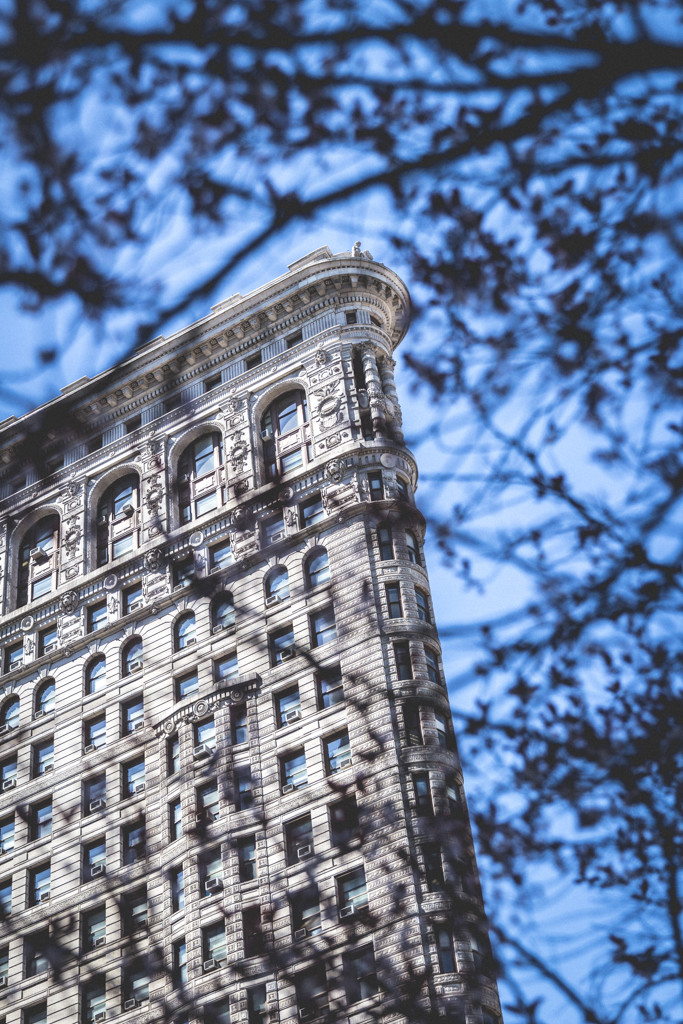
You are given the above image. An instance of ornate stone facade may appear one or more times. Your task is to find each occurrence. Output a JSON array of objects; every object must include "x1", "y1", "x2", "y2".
[{"x1": 0, "y1": 247, "x2": 500, "y2": 1024}]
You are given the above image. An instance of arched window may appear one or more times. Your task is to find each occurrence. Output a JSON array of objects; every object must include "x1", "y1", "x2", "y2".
[
  {"x1": 96, "y1": 474, "x2": 140, "y2": 567},
  {"x1": 265, "y1": 566, "x2": 289, "y2": 605},
  {"x1": 261, "y1": 390, "x2": 311, "y2": 481},
  {"x1": 178, "y1": 432, "x2": 224, "y2": 524},
  {"x1": 85, "y1": 655, "x2": 107, "y2": 695},
  {"x1": 0, "y1": 696, "x2": 19, "y2": 731},
  {"x1": 122, "y1": 637, "x2": 143, "y2": 676},
  {"x1": 175, "y1": 612, "x2": 196, "y2": 651},
  {"x1": 17, "y1": 515, "x2": 60, "y2": 607},
  {"x1": 212, "y1": 593, "x2": 235, "y2": 633},
  {"x1": 405, "y1": 530, "x2": 421, "y2": 565},
  {"x1": 305, "y1": 548, "x2": 330, "y2": 590},
  {"x1": 35, "y1": 679, "x2": 55, "y2": 717}
]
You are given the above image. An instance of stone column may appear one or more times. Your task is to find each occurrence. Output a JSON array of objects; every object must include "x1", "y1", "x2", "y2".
[
  {"x1": 361, "y1": 344, "x2": 387, "y2": 437},
  {"x1": 378, "y1": 356, "x2": 404, "y2": 442}
]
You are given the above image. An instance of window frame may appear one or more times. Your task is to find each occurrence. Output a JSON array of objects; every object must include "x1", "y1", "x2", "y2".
[
  {"x1": 96, "y1": 474, "x2": 140, "y2": 567},
  {"x1": 178, "y1": 432, "x2": 225, "y2": 524}
]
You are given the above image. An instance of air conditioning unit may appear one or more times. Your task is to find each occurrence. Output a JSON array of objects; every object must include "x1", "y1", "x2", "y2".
[
  {"x1": 30, "y1": 546, "x2": 49, "y2": 563},
  {"x1": 0, "y1": 975, "x2": 7, "y2": 989},
  {"x1": 128, "y1": 599, "x2": 144, "y2": 613},
  {"x1": 297, "y1": 844, "x2": 312, "y2": 859},
  {"x1": 340, "y1": 905, "x2": 355, "y2": 918},
  {"x1": 280, "y1": 647, "x2": 296, "y2": 661},
  {"x1": 33, "y1": 709, "x2": 45, "y2": 720},
  {"x1": 282, "y1": 783, "x2": 295, "y2": 794},
  {"x1": 269, "y1": 530, "x2": 285, "y2": 543},
  {"x1": 84, "y1": 743, "x2": 96, "y2": 754},
  {"x1": 120, "y1": 504, "x2": 134, "y2": 517},
  {"x1": 42, "y1": 641, "x2": 58, "y2": 655},
  {"x1": 42, "y1": 763, "x2": 54, "y2": 773},
  {"x1": 205, "y1": 877, "x2": 223, "y2": 894},
  {"x1": 124, "y1": 998, "x2": 137, "y2": 1010},
  {"x1": 212, "y1": 624, "x2": 225, "y2": 634},
  {"x1": 38, "y1": 891, "x2": 51, "y2": 903},
  {"x1": 265, "y1": 594, "x2": 279, "y2": 607},
  {"x1": 133, "y1": 782, "x2": 146, "y2": 795},
  {"x1": 206, "y1": 809, "x2": 220, "y2": 822},
  {"x1": 89, "y1": 799, "x2": 105, "y2": 812},
  {"x1": 174, "y1": 583, "x2": 187, "y2": 592},
  {"x1": 193, "y1": 743, "x2": 211, "y2": 760},
  {"x1": 132, "y1": 720, "x2": 145, "y2": 731},
  {"x1": 91, "y1": 863, "x2": 106, "y2": 877},
  {"x1": 203, "y1": 958, "x2": 216, "y2": 972},
  {"x1": 261, "y1": 427, "x2": 273, "y2": 440},
  {"x1": 8, "y1": 658, "x2": 22, "y2": 669},
  {"x1": 335, "y1": 757, "x2": 352, "y2": 771},
  {"x1": 93, "y1": 936, "x2": 106, "y2": 948},
  {"x1": 285, "y1": 708, "x2": 302, "y2": 724},
  {"x1": 128, "y1": 660, "x2": 143, "y2": 673},
  {"x1": 2, "y1": 778, "x2": 16, "y2": 790},
  {"x1": 294, "y1": 927, "x2": 307, "y2": 940},
  {"x1": 93, "y1": 1012, "x2": 107, "y2": 1022},
  {"x1": 184, "y1": 637, "x2": 197, "y2": 647}
]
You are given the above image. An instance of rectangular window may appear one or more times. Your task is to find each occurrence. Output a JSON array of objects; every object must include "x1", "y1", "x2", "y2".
[
  {"x1": 215, "y1": 652, "x2": 239, "y2": 682},
  {"x1": 414, "y1": 773, "x2": 433, "y2": 817},
  {"x1": 377, "y1": 525, "x2": 393, "y2": 560},
  {"x1": 329, "y1": 797, "x2": 359, "y2": 849},
  {"x1": 434, "y1": 712, "x2": 451, "y2": 750},
  {"x1": 385, "y1": 583, "x2": 402, "y2": 618},
  {"x1": 281, "y1": 748, "x2": 307, "y2": 791},
  {"x1": 169, "y1": 798, "x2": 182, "y2": 840},
  {"x1": 173, "y1": 937, "x2": 188, "y2": 988},
  {"x1": 126, "y1": 414, "x2": 142, "y2": 434},
  {"x1": 425, "y1": 647, "x2": 441, "y2": 683},
  {"x1": 123, "y1": 758, "x2": 145, "y2": 797},
  {"x1": 87, "y1": 601, "x2": 107, "y2": 633},
  {"x1": 368, "y1": 472, "x2": 383, "y2": 501},
  {"x1": 243, "y1": 905, "x2": 265, "y2": 957},
  {"x1": 231, "y1": 705, "x2": 248, "y2": 744},
  {"x1": 85, "y1": 774, "x2": 106, "y2": 813},
  {"x1": 245, "y1": 352, "x2": 262, "y2": 370},
  {"x1": 84, "y1": 838, "x2": 106, "y2": 881},
  {"x1": 122, "y1": 695, "x2": 144, "y2": 734},
  {"x1": 210, "y1": 539, "x2": 233, "y2": 571},
  {"x1": 0, "y1": 878, "x2": 11, "y2": 915},
  {"x1": 197, "y1": 781, "x2": 220, "y2": 822},
  {"x1": 394, "y1": 641, "x2": 412, "y2": 680},
  {"x1": 204, "y1": 372, "x2": 222, "y2": 392},
  {"x1": 446, "y1": 779, "x2": 461, "y2": 817},
  {"x1": 404, "y1": 704, "x2": 422, "y2": 746},
  {"x1": 317, "y1": 665, "x2": 344, "y2": 709},
  {"x1": 25, "y1": 1005, "x2": 48, "y2": 1024},
  {"x1": 234, "y1": 764, "x2": 253, "y2": 810},
  {"x1": 123, "y1": 582, "x2": 143, "y2": 615},
  {"x1": 345, "y1": 310, "x2": 358, "y2": 324},
  {"x1": 237, "y1": 835, "x2": 257, "y2": 882},
  {"x1": 325, "y1": 730, "x2": 351, "y2": 773},
  {"x1": 423, "y1": 844, "x2": 445, "y2": 892},
  {"x1": 296, "y1": 964, "x2": 328, "y2": 1020},
  {"x1": 286, "y1": 330, "x2": 303, "y2": 349},
  {"x1": 276, "y1": 685, "x2": 301, "y2": 727},
  {"x1": 337, "y1": 866, "x2": 367, "y2": 916},
  {"x1": 82, "y1": 906, "x2": 107, "y2": 951},
  {"x1": 175, "y1": 670, "x2": 199, "y2": 701},
  {"x1": 285, "y1": 813, "x2": 314, "y2": 865},
  {"x1": 81, "y1": 977, "x2": 107, "y2": 1024},
  {"x1": 30, "y1": 799, "x2": 52, "y2": 841},
  {"x1": 270, "y1": 624, "x2": 296, "y2": 665},
  {"x1": 38, "y1": 625, "x2": 58, "y2": 657},
  {"x1": 25, "y1": 928, "x2": 50, "y2": 976},
  {"x1": 291, "y1": 885, "x2": 322, "y2": 937},
  {"x1": 396, "y1": 476, "x2": 409, "y2": 501},
  {"x1": 167, "y1": 735, "x2": 180, "y2": 774},
  {"x1": 170, "y1": 864, "x2": 185, "y2": 912},
  {"x1": 203, "y1": 921, "x2": 227, "y2": 966},
  {"x1": 32, "y1": 738, "x2": 54, "y2": 776},
  {"x1": 123, "y1": 962, "x2": 150, "y2": 1006},
  {"x1": 0, "y1": 942, "x2": 7, "y2": 985},
  {"x1": 84, "y1": 714, "x2": 106, "y2": 752},
  {"x1": 343, "y1": 944, "x2": 378, "y2": 1004},
  {"x1": 194, "y1": 717, "x2": 216, "y2": 753},
  {"x1": 436, "y1": 927, "x2": 456, "y2": 973},
  {"x1": 88, "y1": 434, "x2": 103, "y2": 453},
  {"x1": 247, "y1": 985, "x2": 267, "y2": 1024},
  {"x1": 310, "y1": 606, "x2": 337, "y2": 648},
  {"x1": 122, "y1": 820, "x2": 146, "y2": 864},
  {"x1": 263, "y1": 516, "x2": 285, "y2": 547},
  {"x1": 29, "y1": 862, "x2": 51, "y2": 905},
  {"x1": 123, "y1": 886, "x2": 148, "y2": 934},
  {"x1": 199, "y1": 847, "x2": 223, "y2": 895},
  {"x1": 415, "y1": 587, "x2": 431, "y2": 623},
  {"x1": 300, "y1": 494, "x2": 324, "y2": 528},
  {"x1": 0, "y1": 756, "x2": 17, "y2": 789},
  {"x1": 0, "y1": 816, "x2": 14, "y2": 855},
  {"x1": 174, "y1": 556, "x2": 194, "y2": 586}
]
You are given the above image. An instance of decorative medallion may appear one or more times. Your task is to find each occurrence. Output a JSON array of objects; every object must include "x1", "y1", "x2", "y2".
[
  {"x1": 20, "y1": 615, "x2": 34, "y2": 631},
  {"x1": 104, "y1": 573, "x2": 118, "y2": 590},
  {"x1": 189, "y1": 531, "x2": 204, "y2": 548}
]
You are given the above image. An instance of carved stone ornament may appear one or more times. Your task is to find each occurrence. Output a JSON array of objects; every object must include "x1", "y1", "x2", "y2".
[
  {"x1": 21, "y1": 614, "x2": 34, "y2": 631},
  {"x1": 142, "y1": 438, "x2": 162, "y2": 468},
  {"x1": 145, "y1": 475, "x2": 164, "y2": 513},
  {"x1": 229, "y1": 433, "x2": 249, "y2": 473},
  {"x1": 107, "y1": 595, "x2": 119, "y2": 615},
  {"x1": 24, "y1": 637, "x2": 34, "y2": 656},
  {"x1": 103, "y1": 573, "x2": 118, "y2": 590},
  {"x1": 144, "y1": 548, "x2": 164, "y2": 572},
  {"x1": 223, "y1": 389, "x2": 242, "y2": 416},
  {"x1": 63, "y1": 519, "x2": 81, "y2": 557},
  {"x1": 59, "y1": 591, "x2": 79, "y2": 614},
  {"x1": 325, "y1": 458, "x2": 346, "y2": 484},
  {"x1": 284, "y1": 508, "x2": 296, "y2": 527},
  {"x1": 352, "y1": 240, "x2": 362, "y2": 257},
  {"x1": 315, "y1": 346, "x2": 327, "y2": 366},
  {"x1": 189, "y1": 531, "x2": 204, "y2": 548}
]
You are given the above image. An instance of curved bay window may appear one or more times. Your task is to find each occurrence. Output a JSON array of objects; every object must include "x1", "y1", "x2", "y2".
[
  {"x1": 97, "y1": 475, "x2": 140, "y2": 567},
  {"x1": 178, "y1": 432, "x2": 224, "y2": 524},
  {"x1": 17, "y1": 516, "x2": 60, "y2": 607},
  {"x1": 261, "y1": 390, "x2": 311, "y2": 481}
]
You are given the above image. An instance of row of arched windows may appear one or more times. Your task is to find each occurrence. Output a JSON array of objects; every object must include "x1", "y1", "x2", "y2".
[
  {"x1": 11, "y1": 389, "x2": 316, "y2": 609},
  {"x1": 0, "y1": 679, "x2": 55, "y2": 730}
]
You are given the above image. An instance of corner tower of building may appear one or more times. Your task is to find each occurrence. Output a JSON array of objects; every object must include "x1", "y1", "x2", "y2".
[{"x1": 0, "y1": 246, "x2": 501, "y2": 1024}]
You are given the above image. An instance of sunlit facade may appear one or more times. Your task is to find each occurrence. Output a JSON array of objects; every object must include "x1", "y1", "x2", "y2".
[{"x1": 0, "y1": 247, "x2": 501, "y2": 1024}]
